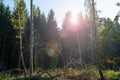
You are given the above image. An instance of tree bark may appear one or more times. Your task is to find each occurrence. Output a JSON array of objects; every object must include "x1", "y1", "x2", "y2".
[
  {"x1": 91, "y1": 0, "x2": 96, "y2": 64},
  {"x1": 30, "y1": 0, "x2": 34, "y2": 75}
]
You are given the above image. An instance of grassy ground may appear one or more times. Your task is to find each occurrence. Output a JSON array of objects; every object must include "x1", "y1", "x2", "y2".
[{"x1": 0, "y1": 68, "x2": 120, "y2": 80}]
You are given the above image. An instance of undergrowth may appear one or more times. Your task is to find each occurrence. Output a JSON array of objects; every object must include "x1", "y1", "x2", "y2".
[{"x1": 0, "y1": 68, "x2": 120, "y2": 80}]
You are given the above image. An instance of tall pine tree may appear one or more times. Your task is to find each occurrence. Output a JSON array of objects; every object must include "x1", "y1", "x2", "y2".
[{"x1": 0, "y1": 1, "x2": 16, "y2": 69}]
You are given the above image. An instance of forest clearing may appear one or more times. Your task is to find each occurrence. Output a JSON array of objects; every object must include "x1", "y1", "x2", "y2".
[{"x1": 0, "y1": 0, "x2": 120, "y2": 80}]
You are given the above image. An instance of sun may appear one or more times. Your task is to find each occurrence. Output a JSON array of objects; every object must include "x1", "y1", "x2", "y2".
[
  {"x1": 65, "y1": 12, "x2": 80, "y2": 32},
  {"x1": 68, "y1": 12, "x2": 79, "y2": 31},
  {"x1": 70, "y1": 13, "x2": 78, "y2": 24}
]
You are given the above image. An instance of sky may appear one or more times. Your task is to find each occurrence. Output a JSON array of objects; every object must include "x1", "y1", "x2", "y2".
[{"x1": 3, "y1": 0, "x2": 120, "y2": 28}]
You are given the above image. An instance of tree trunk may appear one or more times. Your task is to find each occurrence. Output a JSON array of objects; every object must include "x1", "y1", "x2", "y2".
[
  {"x1": 90, "y1": 0, "x2": 96, "y2": 64},
  {"x1": 76, "y1": 31, "x2": 82, "y2": 66},
  {"x1": 98, "y1": 68, "x2": 105, "y2": 80},
  {"x1": 30, "y1": 0, "x2": 34, "y2": 75},
  {"x1": 92, "y1": 0, "x2": 96, "y2": 37},
  {"x1": 2, "y1": 41, "x2": 5, "y2": 61}
]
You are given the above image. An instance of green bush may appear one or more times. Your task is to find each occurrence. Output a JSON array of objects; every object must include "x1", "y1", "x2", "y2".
[{"x1": 104, "y1": 70, "x2": 120, "y2": 79}]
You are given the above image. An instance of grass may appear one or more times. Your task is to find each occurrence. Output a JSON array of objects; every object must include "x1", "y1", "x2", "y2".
[
  {"x1": 65, "y1": 68, "x2": 99, "y2": 80},
  {"x1": 16, "y1": 76, "x2": 52, "y2": 80},
  {"x1": 0, "y1": 68, "x2": 120, "y2": 80},
  {"x1": 0, "y1": 72, "x2": 14, "y2": 80},
  {"x1": 0, "y1": 72, "x2": 52, "y2": 80}
]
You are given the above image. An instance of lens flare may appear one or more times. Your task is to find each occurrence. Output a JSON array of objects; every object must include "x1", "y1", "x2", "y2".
[
  {"x1": 35, "y1": 41, "x2": 62, "y2": 70},
  {"x1": 45, "y1": 40, "x2": 62, "y2": 57},
  {"x1": 47, "y1": 49, "x2": 55, "y2": 57},
  {"x1": 35, "y1": 48, "x2": 58, "y2": 70}
]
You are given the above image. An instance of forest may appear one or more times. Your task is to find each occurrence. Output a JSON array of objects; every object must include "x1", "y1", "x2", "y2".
[{"x1": 0, "y1": 0, "x2": 120, "y2": 80}]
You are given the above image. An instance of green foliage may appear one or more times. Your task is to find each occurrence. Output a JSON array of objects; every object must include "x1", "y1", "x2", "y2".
[
  {"x1": 0, "y1": 73, "x2": 11, "y2": 80},
  {"x1": 33, "y1": 6, "x2": 47, "y2": 47},
  {"x1": 12, "y1": 0, "x2": 27, "y2": 38},
  {"x1": 47, "y1": 9, "x2": 59, "y2": 41},
  {"x1": 1, "y1": 0, "x2": 120, "y2": 75},
  {"x1": 0, "y1": 1, "x2": 16, "y2": 68},
  {"x1": 1, "y1": 69, "x2": 120, "y2": 80},
  {"x1": 0, "y1": 72, "x2": 52, "y2": 80},
  {"x1": 96, "y1": 17, "x2": 120, "y2": 70},
  {"x1": 104, "y1": 70, "x2": 120, "y2": 79}
]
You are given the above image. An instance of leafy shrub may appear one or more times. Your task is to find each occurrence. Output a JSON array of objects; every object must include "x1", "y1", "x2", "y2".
[{"x1": 104, "y1": 70, "x2": 120, "y2": 79}]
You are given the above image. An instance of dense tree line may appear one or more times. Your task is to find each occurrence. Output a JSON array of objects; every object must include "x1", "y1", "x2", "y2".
[
  {"x1": 0, "y1": 0, "x2": 120, "y2": 72},
  {"x1": 0, "y1": 0, "x2": 60, "y2": 70}
]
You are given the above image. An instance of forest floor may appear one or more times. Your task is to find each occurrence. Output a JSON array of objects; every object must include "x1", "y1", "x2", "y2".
[{"x1": 0, "y1": 68, "x2": 120, "y2": 80}]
